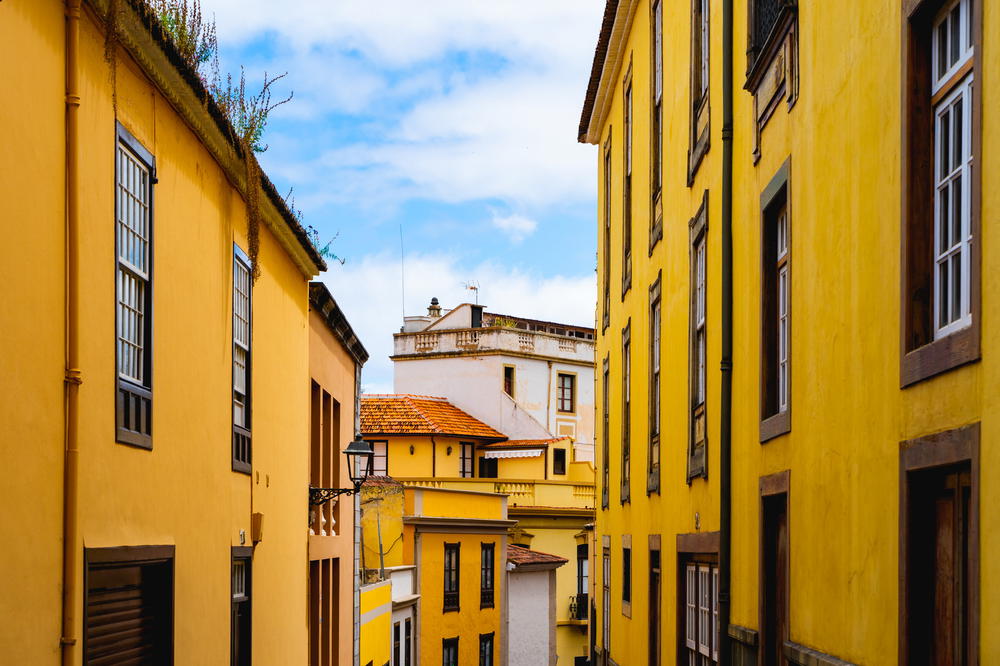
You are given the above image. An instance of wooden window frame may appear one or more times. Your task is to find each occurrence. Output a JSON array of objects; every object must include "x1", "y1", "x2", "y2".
[
  {"x1": 84, "y1": 545, "x2": 175, "y2": 665},
  {"x1": 442, "y1": 637, "x2": 459, "y2": 666},
  {"x1": 676, "y1": 532, "x2": 720, "y2": 666},
  {"x1": 899, "y1": 423, "x2": 979, "y2": 665},
  {"x1": 503, "y1": 364, "x2": 516, "y2": 398},
  {"x1": 745, "y1": 0, "x2": 798, "y2": 83},
  {"x1": 688, "y1": 0, "x2": 711, "y2": 185},
  {"x1": 232, "y1": 245, "x2": 253, "y2": 474},
  {"x1": 760, "y1": 158, "x2": 792, "y2": 442},
  {"x1": 553, "y1": 447, "x2": 567, "y2": 476},
  {"x1": 648, "y1": 273, "x2": 662, "y2": 494},
  {"x1": 443, "y1": 542, "x2": 461, "y2": 612},
  {"x1": 900, "y1": 0, "x2": 982, "y2": 387},
  {"x1": 758, "y1": 470, "x2": 790, "y2": 666},
  {"x1": 114, "y1": 123, "x2": 155, "y2": 450},
  {"x1": 622, "y1": 61, "x2": 634, "y2": 298},
  {"x1": 621, "y1": 537, "x2": 632, "y2": 617},
  {"x1": 650, "y1": 0, "x2": 664, "y2": 251},
  {"x1": 479, "y1": 632, "x2": 495, "y2": 666},
  {"x1": 602, "y1": 537, "x2": 611, "y2": 658},
  {"x1": 480, "y1": 542, "x2": 495, "y2": 609},
  {"x1": 688, "y1": 193, "x2": 709, "y2": 481},
  {"x1": 368, "y1": 439, "x2": 389, "y2": 477},
  {"x1": 460, "y1": 441, "x2": 475, "y2": 478},
  {"x1": 621, "y1": 321, "x2": 631, "y2": 503},
  {"x1": 601, "y1": 356, "x2": 610, "y2": 509},
  {"x1": 603, "y1": 133, "x2": 613, "y2": 332},
  {"x1": 231, "y1": 546, "x2": 252, "y2": 666},
  {"x1": 557, "y1": 372, "x2": 577, "y2": 414},
  {"x1": 648, "y1": 536, "x2": 662, "y2": 666}
]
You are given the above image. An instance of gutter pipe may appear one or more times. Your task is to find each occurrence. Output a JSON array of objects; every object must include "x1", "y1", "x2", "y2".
[{"x1": 62, "y1": 1, "x2": 83, "y2": 663}]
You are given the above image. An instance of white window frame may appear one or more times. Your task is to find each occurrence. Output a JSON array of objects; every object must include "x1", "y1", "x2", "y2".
[
  {"x1": 371, "y1": 440, "x2": 388, "y2": 476},
  {"x1": 777, "y1": 210, "x2": 789, "y2": 412},
  {"x1": 460, "y1": 442, "x2": 474, "y2": 478},
  {"x1": 699, "y1": 0, "x2": 710, "y2": 100},
  {"x1": 116, "y1": 144, "x2": 151, "y2": 386},
  {"x1": 233, "y1": 252, "x2": 251, "y2": 429},
  {"x1": 695, "y1": 237, "x2": 707, "y2": 406}
]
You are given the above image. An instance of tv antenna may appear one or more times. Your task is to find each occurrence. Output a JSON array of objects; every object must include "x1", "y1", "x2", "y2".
[{"x1": 463, "y1": 280, "x2": 480, "y2": 304}]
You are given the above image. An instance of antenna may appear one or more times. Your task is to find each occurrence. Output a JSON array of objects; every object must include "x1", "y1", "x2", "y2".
[
  {"x1": 463, "y1": 280, "x2": 480, "y2": 305},
  {"x1": 399, "y1": 225, "x2": 406, "y2": 323}
]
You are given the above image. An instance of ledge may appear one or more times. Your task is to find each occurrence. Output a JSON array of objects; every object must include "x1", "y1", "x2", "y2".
[{"x1": 784, "y1": 641, "x2": 856, "y2": 666}]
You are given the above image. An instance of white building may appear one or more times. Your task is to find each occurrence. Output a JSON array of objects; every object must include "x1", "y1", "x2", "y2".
[
  {"x1": 392, "y1": 300, "x2": 596, "y2": 462},
  {"x1": 506, "y1": 545, "x2": 568, "y2": 666}
]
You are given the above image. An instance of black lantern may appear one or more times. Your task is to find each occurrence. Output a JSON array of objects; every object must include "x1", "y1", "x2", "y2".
[{"x1": 309, "y1": 435, "x2": 373, "y2": 506}]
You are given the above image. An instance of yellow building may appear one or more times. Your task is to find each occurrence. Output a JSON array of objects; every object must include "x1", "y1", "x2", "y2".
[
  {"x1": 0, "y1": 1, "x2": 376, "y2": 663},
  {"x1": 359, "y1": 480, "x2": 513, "y2": 666},
  {"x1": 362, "y1": 394, "x2": 596, "y2": 664},
  {"x1": 580, "y1": 0, "x2": 997, "y2": 664}
]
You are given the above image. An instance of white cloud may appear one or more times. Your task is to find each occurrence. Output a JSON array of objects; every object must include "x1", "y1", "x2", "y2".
[
  {"x1": 322, "y1": 252, "x2": 595, "y2": 394},
  {"x1": 490, "y1": 212, "x2": 537, "y2": 243}
]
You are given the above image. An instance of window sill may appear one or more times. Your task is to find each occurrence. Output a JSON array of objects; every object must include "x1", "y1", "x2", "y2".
[
  {"x1": 760, "y1": 409, "x2": 791, "y2": 443},
  {"x1": 901, "y1": 325, "x2": 979, "y2": 387}
]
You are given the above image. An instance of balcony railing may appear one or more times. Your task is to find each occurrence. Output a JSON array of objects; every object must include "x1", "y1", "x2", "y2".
[
  {"x1": 309, "y1": 493, "x2": 338, "y2": 536},
  {"x1": 394, "y1": 327, "x2": 594, "y2": 363},
  {"x1": 397, "y1": 477, "x2": 595, "y2": 510},
  {"x1": 569, "y1": 592, "x2": 588, "y2": 620}
]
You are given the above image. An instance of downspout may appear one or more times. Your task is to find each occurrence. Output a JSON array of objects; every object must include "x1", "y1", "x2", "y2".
[
  {"x1": 719, "y1": 0, "x2": 734, "y2": 661},
  {"x1": 353, "y1": 361, "x2": 362, "y2": 666},
  {"x1": 62, "y1": 1, "x2": 83, "y2": 664}
]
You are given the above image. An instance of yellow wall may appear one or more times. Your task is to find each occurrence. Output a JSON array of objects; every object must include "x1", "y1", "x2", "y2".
[
  {"x1": 359, "y1": 581, "x2": 392, "y2": 666},
  {"x1": 589, "y1": 0, "x2": 1000, "y2": 664},
  {"x1": 361, "y1": 482, "x2": 406, "y2": 571},
  {"x1": 0, "y1": 2, "x2": 321, "y2": 663}
]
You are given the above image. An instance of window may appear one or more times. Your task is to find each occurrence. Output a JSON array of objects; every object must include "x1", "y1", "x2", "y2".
[
  {"x1": 901, "y1": 424, "x2": 979, "y2": 665},
  {"x1": 601, "y1": 357, "x2": 610, "y2": 509},
  {"x1": 621, "y1": 545, "x2": 631, "y2": 608},
  {"x1": 576, "y1": 543, "x2": 589, "y2": 620},
  {"x1": 369, "y1": 440, "x2": 388, "y2": 477},
  {"x1": 688, "y1": 0, "x2": 710, "y2": 181},
  {"x1": 480, "y1": 543, "x2": 495, "y2": 609},
  {"x1": 760, "y1": 160, "x2": 791, "y2": 441},
  {"x1": 309, "y1": 558, "x2": 340, "y2": 666},
  {"x1": 503, "y1": 365, "x2": 515, "y2": 397},
  {"x1": 479, "y1": 633, "x2": 495, "y2": 666},
  {"x1": 649, "y1": 545, "x2": 661, "y2": 665},
  {"x1": 602, "y1": 544, "x2": 611, "y2": 657},
  {"x1": 557, "y1": 373, "x2": 576, "y2": 413},
  {"x1": 688, "y1": 195, "x2": 708, "y2": 479},
  {"x1": 84, "y1": 546, "x2": 173, "y2": 664},
  {"x1": 478, "y1": 456, "x2": 498, "y2": 478},
  {"x1": 553, "y1": 448, "x2": 567, "y2": 476},
  {"x1": 650, "y1": 0, "x2": 664, "y2": 247},
  {"x1": 901, "y1": 0, "x2": 981, "y2": 385},
  {"x1": 460, "y1": 442, "x2": 474, "y2": 478},
  {"x1": 442, "y1": 638, "x2": 459, "y2": 666},
  {"x1": 393, "y1": 622, "x2": 401, "y2": 666},
  {"x1": 682, "y1": 560, "x2": 719, "y2": 665},
  {"x1": 232, "y1": 249, "x2": 252, "y2": 473},
  {"x1": 115, "y1": 125, "x2": 154, "y2": 450},
  {"x1": 231, "y1": 552, "x2": 252, "y2": 666},
  {"x1": 404, "y1": 617, "x2": 412, "y2": 666},
  {"x1": 648, "y1": 274, "x2": 662, "y2": 493},
  {"x1": 602, "y1": 135, "x2": 612, "y2": 331},
  {"x1": 443, "y1": 543, "x2": 460, "y2": 611},
  {"x1": 622, "y1": 66, "x2": 633, "y2": 295},
  {"x1": 621, "y1": 322, "x2": 631, "y2": 503}
]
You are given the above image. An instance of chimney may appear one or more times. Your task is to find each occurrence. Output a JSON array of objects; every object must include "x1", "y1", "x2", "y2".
[{"x1": 428, "y1": 297, "x2": 442, "y2": 318}]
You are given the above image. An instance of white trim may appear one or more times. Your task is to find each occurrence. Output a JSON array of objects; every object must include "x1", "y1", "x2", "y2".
[{"x1": 484, "y1": 449, "x2": 544, "y2": 459}]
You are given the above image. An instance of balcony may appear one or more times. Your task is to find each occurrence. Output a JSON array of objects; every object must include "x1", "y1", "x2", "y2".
[
  {"x1": 393, "y1": 327, "x2": 594, "y2": 364},
  {"x1": 401, "y1": 478, "x2": 595, "y2": 510},
  {"x1": 569, "y1": 593, "x2": 588, "y2": 621}
]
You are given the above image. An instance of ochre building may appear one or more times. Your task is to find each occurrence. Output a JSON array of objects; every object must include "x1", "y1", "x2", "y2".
[{"x1": 579, "y1": 0, "x2": 997, "y2": 664}]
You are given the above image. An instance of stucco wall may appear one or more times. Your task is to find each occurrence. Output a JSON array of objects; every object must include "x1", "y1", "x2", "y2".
[{"x1": 508, "y1": 569, "x2": 556, "y2": 666}]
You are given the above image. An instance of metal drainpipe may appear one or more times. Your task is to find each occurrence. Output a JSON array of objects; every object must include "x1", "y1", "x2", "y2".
[
  {"x1": 62, "y1": 1, "x2": 83, "y2": 663},
  {"x1": 719, "y1": 0, "x2": 734, "y2": 661},
  {"x1": 353, "y1": 361, "x2": 362, "y2": 666}
]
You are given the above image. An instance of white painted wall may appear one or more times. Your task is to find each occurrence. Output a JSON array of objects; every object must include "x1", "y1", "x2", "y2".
[{"x1": 507, "y1": 569, "x2": 557, "y2": 666}]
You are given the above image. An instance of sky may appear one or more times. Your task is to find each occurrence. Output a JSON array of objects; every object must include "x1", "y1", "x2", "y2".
[{"x1": 199, "y1": 1, "x2": 604, "y2": 393}]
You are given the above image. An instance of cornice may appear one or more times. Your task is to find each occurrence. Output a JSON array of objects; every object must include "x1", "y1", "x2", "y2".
[{"x1": 579, "y1": 0, "x2": 641, "y2": 145}]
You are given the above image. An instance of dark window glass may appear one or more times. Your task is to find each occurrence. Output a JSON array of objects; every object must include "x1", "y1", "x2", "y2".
[
  {"x1": 442, "y1": 638, "x2": 459, "y2": 666},
  {"x1": 479, "y1": 633, "x2": 495, "y2": 666},
  {"x1": 444, "y1": 543, "x2": 460, "y2": 611},
  {"x1": 481, "y1": 543, "x2": 495, "y2": 608},
  {"x1": 558, "y1": 373, "x2": 576, "y2": 412},
  {"x1": 460, "y1": 442, "x2": 475, "y2": 478},
  {"x1": 231, "y1": 557, "x2": 251, "y2": 666},
  {"x1": 622, "y1": 547, "x2": 631, "y2": 604},
  {"x1": 553, "y1": 448, "x2": 567, "y2": 475},
  {"x1": 478, "y1": 457, "x2": 498, "y2": 478}
]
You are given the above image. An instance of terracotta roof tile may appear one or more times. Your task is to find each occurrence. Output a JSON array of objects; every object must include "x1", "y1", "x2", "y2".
[
  {"x1": 507, "y1": 544, "x2": 569, "y2": 568},
  {"x1": 361, "y1": 394, "x2": 505, "y2": 440},
  {"x1": 480, "y1": 437, "x2": 571, "y2": 450}
]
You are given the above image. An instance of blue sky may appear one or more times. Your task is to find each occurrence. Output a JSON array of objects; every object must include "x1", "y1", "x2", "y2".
[{"x1": 201, "y1": 1, "x2": 603, "y2": 392}]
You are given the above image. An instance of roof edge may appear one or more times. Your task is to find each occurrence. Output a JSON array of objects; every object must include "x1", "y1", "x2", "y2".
[
  {"x1": 309, "y1": 282, "x2": 369, "y2": 366},
  {"x1": 578, "y1": 0, "x2": 621, "y2": 143}
]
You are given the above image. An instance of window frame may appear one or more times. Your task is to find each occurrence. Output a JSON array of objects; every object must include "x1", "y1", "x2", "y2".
[
  {"x1": 603, "y1": 133, "x2": 613, "y2": 332},
  {"x1": 480, "y1": 542, "x2": 495, "y2": 609},
  {"x1": 676, "y1": 532, "x2": 720, "y2": 666},
  {"x1": 460, "y1": 442, "x2": 475, "y2": 478},
  {"x1": 368, "y1": 440, "x2": 389, "y2": 477},
  {"x1": 601, "y1": 356, "x2": 611, "y2": 509},
  {"x1": 758, "y1": 471, "x2": 790, "y2": 666},
  {"x1": 442, "y1": 637, "x2": 459, "y2": 666},
  {"x1": 231, "y1": 546, "x2": 252, "y2": 666},
  {"x1": 114, "y1": 122, "x2": 155, "y2": 451},
  {"x1": 622, "y1": 62, "x2": 634, "y2": 297},
  {"x1": 760, "y1": 158, "x2": 792, "y2": 442},
  {"x1": 479, "y1": 632, "x2": 495, "y2": 666},
  {"x1": 557, "y1": 372, "x2": 577, "y2": 414},
  {"x1": 553, "y1": 447, "x2": 567, "y2": 476},
  {"x1": 443, "y1": 542, "x2": 461, "y2": 612},
  {"x1": 232, "y1": 246, "x2": 253, "y2": 474},
  {"x1": 688, "y1": 0, "x2": 711, "y2": 184},
  {"x1": 620, "y1": 321, "x2": 631, "y2": 503},
  {"x1": 900, "y1": 0, "x2": 982, "y2": 387},
  {"x1": 648, "y1": 272, "x2": 662, "y2": 494},
  {"x1": 688, "y1": 193, "x2": 709, "y2": 480},
  {"x1": 621, "y1": 536, "x2": 632, "y2": 617},
  {"x1": 503, "y1": 364, "x2": 516, "y2": 398},
  {"x1": 649, "y1": 0, "x2": 664, "y2": 251}
]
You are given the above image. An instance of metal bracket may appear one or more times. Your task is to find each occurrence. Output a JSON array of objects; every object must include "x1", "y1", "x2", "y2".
[{"x1": 309, "y1": 486, "x2": 358, "y2": 506}]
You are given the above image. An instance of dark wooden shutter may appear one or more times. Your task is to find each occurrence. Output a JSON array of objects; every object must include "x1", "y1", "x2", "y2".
[{"x1": 85, "y1": 558, "x2": 172, "y2": 665}]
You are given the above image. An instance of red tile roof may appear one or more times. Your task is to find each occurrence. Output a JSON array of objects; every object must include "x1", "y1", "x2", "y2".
[
  {"x1": 507, "y1": 544, "x2": 569, "y2": 568},
  {"x1": 361, "y1": 394, "x2": 505, "y2": 440},
  {"x1": 480, "y1": 437, "x2": 571, "y2": 450}
]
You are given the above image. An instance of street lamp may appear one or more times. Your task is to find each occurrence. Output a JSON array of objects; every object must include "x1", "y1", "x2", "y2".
[{"x1": 309, "y1": 435, "x2": 374, "y2": 506}]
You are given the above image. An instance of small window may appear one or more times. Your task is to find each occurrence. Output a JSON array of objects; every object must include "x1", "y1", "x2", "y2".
[
  {"x1": 479, "y1": 632, "x2": 495, "y2": 666},
  {"x1": 232, "y1": 555, "x2": 251, "y2": 666},
  {"x1": 393, "y1": 622, "x2": 401, "y2": 666},
  {"x1": 688, "y1": 196, "x2": 709, "y2": 479},
  {"x1": 602, "y1": 545, "x2": 612, "y2": 655},
  {"x1": 648, "y1": 274, "x2": 662, "y2": 493},
  {"x1": 442, "y1": 638, "x2": 459, "y2": 666},
  {"x1": 553, "y1": 448, "x2": 567, "y2": 476},
  {"x1": 115, "y1": 126, "x2": 155, "y2": 450},
  {"x1": 577, "y1": 543, "x2": 589, "y2": 596},
  {"x1": 622, "y1": 66, "x2": 633, "y2": 295},
  {"x1": 478, "y1": 456, "x2": 498, "y2": 479},
  {"x1": 471, "y1": 305, "x2": 483, "y2": 328},
  {"x1": 443, "y1": 543, "x2": 460, "y2": 612},
  {"x1": 622, "y1": 546, "x2": 632, "y2": 606},
  {"x1": 621, "y1": 323, "x2": 631, "y2": 503},
  {"x1": 460, "y1": 442, "x2": 475, "y2": 478},
  {"x1": 368, "y1": 440, "x2": 388, "y2": 477},
  {"x1": 232, "y1": 250, "x2": 252, "y2": 473},
  {"x1": 688, "y1": 0, "x2": 711, "y2": 180},
  {"x1": 557, "y1": 373, "x2": 576, "y2": 412},
  {"x1": 760, "y1": 160, "x2": 791, "y2": 441},
  {"x1": 681, "y1": 559, "x2": 719, "y2": 665},
  {"x1": 404, "y1": 618, "x2": 412, "y2": 666},
  {"x1": 601, "y1": 357, "x2": 610, "y2": 509},
  {"x1": 480, "y1": 543, "x2": 495, "y2": 609},
  {"x1": 602, "y1": 135, "x2": 612, "y2": 331},
  {"x1": 503, "y1": 365, "x2": 515, "y2": 398}
]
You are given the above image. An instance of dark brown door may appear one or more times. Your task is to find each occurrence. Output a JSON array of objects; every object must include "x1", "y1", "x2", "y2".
[
  {"x1": 85, "y1": 560, "x2": 172, "y2": 665},
  {"x1": 762, "y1": 493, "x2": 788, "y2": 666},
  {"x1": 907, "y1": 466, "x2": 972, "y2": 666},
  {"x1": 648, "y1": 549, "x2": 660, "y2": 665}
]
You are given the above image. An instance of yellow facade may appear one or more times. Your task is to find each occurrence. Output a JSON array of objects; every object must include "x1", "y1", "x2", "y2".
[
  {"x1": 0, "y1": 1, "x2": 334, "y2": 663},
  {"x1": 582, "y1": 0, "x2": 999, "y2": 664},
  {"x1": 359, "y1": 581, "x2": 393, "y2": 666}
]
